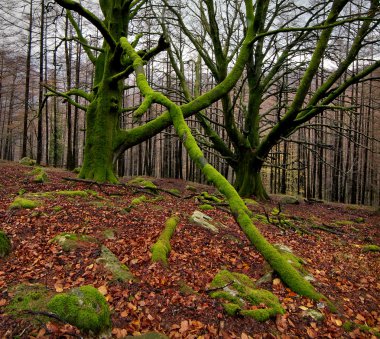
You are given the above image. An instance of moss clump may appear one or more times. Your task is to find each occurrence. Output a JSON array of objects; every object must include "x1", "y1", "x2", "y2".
[
  {"x1": 19, "y1": 157, "x2": 36, "y2": 166},
  {"x1": 199, "y1": 204, "x2": 214, "y2": 211},
  {"x1": 53, "y1": 206, "x2": 63, "y2": 212},
  {"x1": 103, "y1": 229, "x2": 115, "y2": 239},
  {"x1": 30, "y1": 167, "x2": 48, "y2": 183},
  {"x1": 10, "y1": 197, "x2": 40, "y2": 209},
  {"x1": 274, "y1": 244, "x2": 305, "y2": 271},
  {"x1": 0, "y1": 231, "x2": 11, "y2": 257},
  {"x1": 199, "y1": 191, "x2": 223, "y2": 203},
  {"x1": 6, "y1": 284, "x2": 52, "y2": 314},
  {"x1": 343, "y1": 321, "x2": 380, "y2": 337},
  {"x1": 131, "y1": 195, "x2": 147, "y2": 206},
  {"x1": 168, "y1": 188, "x2": 181, "y2": 195},
  {"x1": 354, "y1": 217, "x2": 365, "y2": 223},
  {"x1": 47, "y1": 285, "x2": 111, "y2": 334},
  {"x1": 128, "y1": 177, "x2": 157, "y2": 193},
  {"x1": 151, "y1": 216, "x2": 179, "y2": 266},
  {"x1": 50, "y1": 233, "x2": 97, "y2": 251},
  {"x1": 56, "y1": 190, "x2": 88, "y2": 197},
  {"x1": 243, "y1": 198, "x2": 258, "y2": 207},
  {"x1": 185, "y1": 185, "x2": 197, "y2": 192},
  {"x1": 96, "y1": 246, "x2": 134, "y2": 281},
  {"x1": 335, "y1": 220, "x2": 354, "y2": 226},
  {"x1": 362, "y1": 244, "x2": 380, "y2": 252},
  {"x1": 73, "y1": 167, "x2": 82, "y2": 174},
  {"x1": 209, "y1": 270, "x2": 284, "y2": 321},
  {"x1": 179, "y1": 281, "x2": 198, "y2": 296}
]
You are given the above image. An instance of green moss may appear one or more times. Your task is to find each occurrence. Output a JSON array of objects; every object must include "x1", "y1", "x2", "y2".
[
  {"x1": 151, "y1": 216, "x2": 179, "y2": 266},
  {"x1": 53, "y1": 206, "x2": 63, "y2": 212},
  {"x1": 168, "y1": 188, "x2": 181, "y2": 195},
  {"x1": 73, "y1": 167, "x2": 82, "y2": 174},
  {"x1": 223, "y1": 303, "x2": 240, "y2": 315},
  {"x1": 131, "y1": 195, "x2": 147, "y2": 206},
  {"x1": 56, "y1": 190, "x2": 89, "y2": 197},
  {"x1": 354, "y1": 217, "x2": 365, "y2": 223},
  {"x1": 128, "y1": 177, "x2": 157, "y2": 192},
  {"x1": 10, "y1": 197, "x2": 40, "y2": 209},
  {"x1": 244, "y1": 198, "x2": 258, "y2": 207},
  {"x1": 103, "y1": 229, "x2": 115, "y2": 239},
  {"x1": 18, "y1": 188, "x2": 27, "y2": 195},
  {"x1": 362, "y1": 244, "x2": 380, "y2": 252},
  {"x1": 19, "y1": 157, "x2": 36, "y2": 166},
  {"x1": 30, "y1": 167, "x2": 48, "y2": 183},
  {"x1": 185, "y1": 185, "x2": 197, "y2": 192},
  {"x1": 179, "y1": 281, "x2": 198, "y2": 295},
  {"x1": 209, "y1": 270, "x2": 284, "y2": 321},
  {"x1": 0, "y1": 231, "x2": 11, "y2": 257},
  {"x1": 200, "y1": 191, "x2": 222, "y2": 203},
  {"x1": 96, "y1": 245, "x2": 134, "y2": 281},
  {"x1": 47, "y1": 285, "x2": 111, "y2": 334},
  {"x1": 335, "y1": 220, "x2": 354, "y2": 226},
  {"x1": 50, "y1": 233, "x2": 97, "y2": 251},
  {"x1": 6, "y1": 284, "x2": 52, "y2": 314},
  {"x1": 274, "y1": 244, "x2": 306, "y2": 272},
  {"x1": 199, "y1": 204, "x2": 214, "y2": 211},
  {"x1": 343, "y1": 321, "x2": 380, "y2": 337}
]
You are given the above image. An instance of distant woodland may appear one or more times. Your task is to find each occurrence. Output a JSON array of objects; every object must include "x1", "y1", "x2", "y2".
[{"x1": 0, "y1": 0, "x2": 379, "y2": 205}]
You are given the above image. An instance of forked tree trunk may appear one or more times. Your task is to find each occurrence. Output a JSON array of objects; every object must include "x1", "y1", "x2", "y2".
[{"x1": 234, "y1": 152, "x2": 270, "y2": 200}]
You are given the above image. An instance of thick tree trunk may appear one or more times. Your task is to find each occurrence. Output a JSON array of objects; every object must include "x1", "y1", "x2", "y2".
[
  {"x1": 234, "y1": 152, "x2": 270, "y2": 200},
  {"x1": 79, "y1": 79, "x2": 121, "y2": 183}
]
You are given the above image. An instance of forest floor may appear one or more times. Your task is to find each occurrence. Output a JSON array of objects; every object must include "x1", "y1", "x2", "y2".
[{"x1": 0, "y1": 160, "x2": 379, "y2": 338}]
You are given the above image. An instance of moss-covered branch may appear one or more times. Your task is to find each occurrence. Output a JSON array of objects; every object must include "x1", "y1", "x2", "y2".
[
  {"x1": 55, "y1": 0, "x2": 116, "y2": 50},
  {"x1": 44, "y1": 85, "x2": 88, "y2": 111},
  {"x1": 122, "y1": 10, "x2": 328, "y2": 302},
  {"x1": 151, "y1": 216, "x2": 179, "y2": 266},
  {"x1": 66, "y1": 10, "x2": 97, "y2": 64}
]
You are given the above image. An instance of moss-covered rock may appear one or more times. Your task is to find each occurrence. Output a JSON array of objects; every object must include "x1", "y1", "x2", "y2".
[
  {"x1": 9, "y1": 197, "x2": 40, "y2": 209},
  {"x1": 128, "y1": 177, "x2": 157, "y2": 193},
  {"x1": 209, "y1": 270, "x2": 284, "y2": 321},
  {"x1": 151, "y1": 216, "x2": 179, "y2": 266},
  {"x1": 0, "y1": 231, "x2": 11, "y2": 257},
  {"x1": 31, "y1": 167, "x2": 48, "y2": 183},
  {"x1": 96, "y1": 245, "x2": 134, "y2": 281},
  {"x1": 55, "y1": 190, "x2": 89, "y2": 197},
  {"x1": 131, "y1": 195, "x2": 148, "y2": 206},
  {"x1": 19, "y1": 157, "x2": 36, "y2": 166},
  {"x1": 279, "y1": 196, "x2": 300, "y2": 205},
  {"x1": 199, "y1": 191, "x2": 223, "y2": 203},
  {"x1": 50, "y1": 233, "x2": 97, "y2": 251},
  {"x1": 47, "y1": 285, "x2": 111, "y2": 334},
  {"x1": 185, "y1": 185, "x2": 197, "y2": 192},
  {"x1": 199, "y1": 203, "x2": 214, "y2": 211}
]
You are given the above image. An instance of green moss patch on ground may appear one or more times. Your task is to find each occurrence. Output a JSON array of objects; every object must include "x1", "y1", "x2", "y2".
[
  {"x1": 362, "y1": 244, "x2": 380, "y2": 252},
  {"x1": 209, "y1": 270, "x2": 284, "y2": 321},
  {"x1": 128, "y1": 177, "x2": 158, "y2": 193},
  {"x1": 6, "y1": 284, "x2": 53, "y2": 315},
  {"x1": 9, "y1": 197, "x2": 41, "y2": 209}
]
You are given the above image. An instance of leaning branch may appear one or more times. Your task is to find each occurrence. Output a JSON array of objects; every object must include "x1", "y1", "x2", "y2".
[{"x1": 54, "y1": 0, "x2": 116, "y2": 50}]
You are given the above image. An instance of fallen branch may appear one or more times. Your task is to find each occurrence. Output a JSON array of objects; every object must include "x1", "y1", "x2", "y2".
[{"x1": 205, "y1": 281, "x2": 234, "y2": 293}]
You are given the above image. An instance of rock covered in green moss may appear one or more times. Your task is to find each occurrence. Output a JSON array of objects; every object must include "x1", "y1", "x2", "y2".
[
  {"x1": 96, "y1": 245, "x2": 134, "y2": 281},
  {"x1": 151, "y1": 216, "x2": 179, "y2": 266},
  {"x1": 131, "y1": 195, "x2": 147, "y2": 206},
  {"x1": 0, "y1": 231, "x2": 11, "y2": 257},
  {"x1": 30, "y1": 167, "x2": 48, "y2": 183},
  {"x1": 209, "y1": 270, "x2": 284, "y2": 321},
  {"x1": 19, "y1": 157, "x2": 36, "y2": 166},
  {"x1": 128, "y1": 177, "x2": 157, "y2": 193},
  {"x1": 9, "y1": 197, "x2": 40, "y2": 209},
  {"x1": 279, "y1": 196, "x2": 300, "y2": 205},
  {"x1": 199, "y1": 204, "x2": 214, "y2": 211},
  {"x1": 47, "y1": 285, "x2": 111, "y2": 334},
  {"x1": 50, "y1": 233, "x2": 97, "y2": 251}
]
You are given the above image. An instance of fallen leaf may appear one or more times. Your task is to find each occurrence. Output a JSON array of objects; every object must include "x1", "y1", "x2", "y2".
[
  {"x1": 335, "y1": 319, "x2": 342, "y2": 326},
  {"x1": 356, "y1": 313, "x2": 366, "y2": 322},
  {"x1": 54, "y1": 283, "x2": 63, "y2": 293},
  {"x1": 273, "y1": 278, "x2": 281, "y2": 285},
  {"x1": 98, "y1": 285, "x2": 108, "y2": 295},
  {"x1": 299, "y1": 306, "x2": 308, "y2": 311},
  {"x1": 179, "y1": 320, "x2": 189, "y2": 333}
]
